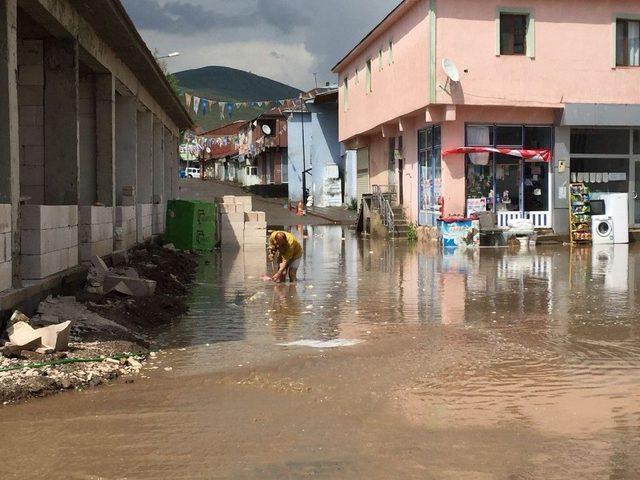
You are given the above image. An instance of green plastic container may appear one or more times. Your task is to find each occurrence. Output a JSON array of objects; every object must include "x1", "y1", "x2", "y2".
[{"x1": 165, "y1": 200, "x2": 217, "y2": 253}]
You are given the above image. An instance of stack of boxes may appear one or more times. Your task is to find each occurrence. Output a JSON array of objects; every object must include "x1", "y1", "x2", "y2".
[
  {"x1": 114, "y1": 206, "x2": 136, "y2": 251},
  {"x1": 217, "y1": 196, "x2": 267, "y2": 247},
  {"x1": 20, "y1": 205, "x2": 78, "y2": 280},
  {"x1": 0, "y1": 205, "x2": 12, "y2": 292},
  {"x1": 78, "y1": 206, "x2": 113, "y2": 263}
]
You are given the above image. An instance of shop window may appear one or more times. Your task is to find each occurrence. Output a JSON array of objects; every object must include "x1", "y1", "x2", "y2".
[
  {"x1": 524, "y1": 162, "x2": 548, "y2": 211},
  {"x1": 500, "y1": 13, "x2": 528, "y2": 55},
  {"x1": 495, "y1": 125, "x2": 523, "y2": 146},
  {"x1": 570, "y1": 158, "x2": 629, "y2": 194},
  {"x1": 616, "y1": 19, "x2": 640, "y2": 67},
  {"x1": 633, "y1": 129, "x2": 640, "y2": 154},
  {"x1": 524, "y1": 126, "x2": 553, "y2": 149},
  {"x1": 418, "y1": 125, "x2": 442, "y2": 226},
  {"x1": 495, "y1": 155, "x2": 521, "y2": 212},
  {"x1": 466, "y1": 160, "x2": 493, "y2": 210},
  {"x1": 570, "y1": 128, "x2": 630, "y2": 155}
]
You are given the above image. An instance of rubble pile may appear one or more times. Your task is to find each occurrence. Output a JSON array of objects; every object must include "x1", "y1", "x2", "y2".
[{"x1": 0, "y1": 242, "x2": 198, "y2": 404}]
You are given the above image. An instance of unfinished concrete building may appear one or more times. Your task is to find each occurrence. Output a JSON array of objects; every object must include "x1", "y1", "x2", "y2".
[{"x1": 0, "y1": 0, "x2": 192, "y2": 296}]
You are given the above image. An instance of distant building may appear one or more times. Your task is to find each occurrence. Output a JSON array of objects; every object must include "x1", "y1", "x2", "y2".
[
  {"x1": 287, "y1": 87, "x2": 344, "y2": 207},
  {"x1": 199, "y1": 121, "x2": 245, "y2": 182}
]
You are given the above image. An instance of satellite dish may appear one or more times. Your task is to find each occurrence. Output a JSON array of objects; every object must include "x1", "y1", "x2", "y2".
[
  {"x1": 206, "y1": 147, "x2": 211, "y2": 154},
  {"x1": 262, "y1": 124, "x2": 272, "y2": 135},
  {"x1": 442, "y1": 58, "x2": 460, "y2": 82}
]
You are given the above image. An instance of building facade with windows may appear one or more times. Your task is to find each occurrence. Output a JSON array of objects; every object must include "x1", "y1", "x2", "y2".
[{"x1": 333, "y1": 0, "x2": 640, "y2": 233}]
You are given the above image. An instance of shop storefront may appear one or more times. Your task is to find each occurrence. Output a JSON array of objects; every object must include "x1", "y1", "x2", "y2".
[
  {"x1": 569, "y1": 128, "x2": 640, "y2": 226},
  {"x1": 461, "y1": 124, "x2": 554, "y2": 227},
  {"x1": 418, "y1": 125, "x2": 442, "y2": 226}
]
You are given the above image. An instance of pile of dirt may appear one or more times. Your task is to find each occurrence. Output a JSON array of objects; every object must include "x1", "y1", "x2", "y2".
[{"x1": 80, "y1": 244, "x2": 198, "y2": 333}]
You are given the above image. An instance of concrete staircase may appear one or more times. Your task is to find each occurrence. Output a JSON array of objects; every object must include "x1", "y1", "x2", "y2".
[{"x1": 391, "y1": 206, "x2": 409, "y2": 239}]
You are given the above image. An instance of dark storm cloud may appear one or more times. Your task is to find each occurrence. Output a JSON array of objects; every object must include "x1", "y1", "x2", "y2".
[{"x1": 122, "y1": 0, "x2": 310, "y2": 34}]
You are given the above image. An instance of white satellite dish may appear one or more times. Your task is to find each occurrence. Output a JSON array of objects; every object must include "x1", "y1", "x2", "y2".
[
  {"x1": 262, "y1": 124, "x2": 272, "y2": 135},
  {"x1": 442, "y1": 58, "x2": 460, "y2": 82}
]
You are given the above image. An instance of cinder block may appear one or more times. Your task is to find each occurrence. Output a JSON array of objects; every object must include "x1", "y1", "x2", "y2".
[
  {"x1": 221, "y1": 212, "x2": 244, "y2": 224},
  {"x1": 254, "y1": 211, "x2": 266, "y2": 223},
  {"x1": 79, "y1": 223, "x2": 113, "y2": 243},
  {"x1": 19, "y1": 164, "x2": 44, "y2": 187},
  {"x1": 79, "y1": 206, "x2": 114, "y2": 225},
  {"x1": 4, "y1": 232, "x2": 11, "y2": 262},
  {"x1": 0, "y1": 261, "x2": 11, "y2": 292},
  {"x1": 68, "y1": 246, "x2": 78, "y2": 268},
  {"x1": 18, "y1": 85, "x2": 44, "y2": 107},
  {"x1": 122, "y1": 185, "x2": 136, "y2": 196},
  {"x1": 21, "y1": 226, "x2": 77, "y2": 255},
  {"x1": 80, "y1": 238, "x2": 114, "y2": 263},
  {"x1": 245, "y1": 221, "x2": 267, "y2": 230},
  {"x1": 18, "y1": 40, "x2": 43, "y2": 67},
  {"x1": 220, "y1": 204, "x2": 238, "y2": 214},
  {"x1": 19, "y1": 186, "x2": 44, "y2": 204},
  {"x1": 20, "y1": 125, "x2": 43, "y2": 146},
  {"x1": 21, "y1": 205, "x2": 77, "y2": 230},
  {"x1": 18, "y1": 64, "x2": 44, "y2": 86},
  {"x1": 0, "y1": 232, "x2": 5, "y2": 263},
  {"x1": 222, "y1": 195, "x2": 236, "y2": 204},
  {"x1": 245, "y1": 212, "x2": 258, "y2": 222},
  {"x1": 122, "y1": 195, "x2": 135, "y2": 206},
  {"x1": 21, "y1": 145, "x2": 44, "y2": 166},
  {"x1": 0, "y1": 204, "x2": 11, "y2": 233},
  {"x1": 235, "y1": 196, "x2": 253, "y2": 212},
  {"x1": 19, "y1": 105, "x2": 44, "y2": 126},
  {"x1": 115, "y1": 206, "x2": 136, "y2": 223},
  {"x1": 20, "y1": 249, "x2": 68, "y2": 280}
]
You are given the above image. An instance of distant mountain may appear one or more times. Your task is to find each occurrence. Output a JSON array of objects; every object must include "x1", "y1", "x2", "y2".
[{"x1": 174, "y1": 66, "x2": 303, "y2": 131}]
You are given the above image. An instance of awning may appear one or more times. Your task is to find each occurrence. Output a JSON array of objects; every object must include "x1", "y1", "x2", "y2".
[{"x1": 442, "y1": 147, "x2": 551, "y2": 162}]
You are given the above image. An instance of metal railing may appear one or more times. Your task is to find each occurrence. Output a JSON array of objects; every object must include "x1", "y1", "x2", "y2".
[{"x1": 372, "y1": 185, "x2": 396, "y2": 236}]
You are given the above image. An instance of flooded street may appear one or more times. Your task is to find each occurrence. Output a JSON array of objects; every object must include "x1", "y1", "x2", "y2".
[{"x1": 3, "y1": 226, "x2": 640, "y2": 479}]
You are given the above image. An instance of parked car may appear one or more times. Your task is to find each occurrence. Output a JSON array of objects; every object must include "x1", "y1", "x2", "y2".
[{"x1": 185, "y1": 167, "x2": 201, "y2": 179}]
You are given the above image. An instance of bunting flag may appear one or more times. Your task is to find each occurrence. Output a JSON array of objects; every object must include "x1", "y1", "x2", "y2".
[
  {"x1": 442, "y1": 147, "x2": 552, "y2": 163},
  {"x1": 183, "y1": 92, "x2": 301, "y2": 117}
]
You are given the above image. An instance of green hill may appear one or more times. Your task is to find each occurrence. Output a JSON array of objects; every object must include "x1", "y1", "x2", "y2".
[{"x1": 174, "y1": 66, "x2": 303, "y2": 131}]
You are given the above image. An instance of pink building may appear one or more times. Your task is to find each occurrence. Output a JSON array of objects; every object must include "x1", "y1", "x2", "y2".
[{"x1": 333, "y1": 0, "x2": 640, "y2": 233}]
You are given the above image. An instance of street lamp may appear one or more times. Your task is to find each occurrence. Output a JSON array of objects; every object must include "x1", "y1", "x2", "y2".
[{"x1": 155, "y1": 51, "x2": 180, "y2": 60}]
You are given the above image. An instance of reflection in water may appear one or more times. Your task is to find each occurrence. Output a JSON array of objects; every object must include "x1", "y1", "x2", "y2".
[{"x1": 155, "y1": 227, "x2": 640, "y2": 476}]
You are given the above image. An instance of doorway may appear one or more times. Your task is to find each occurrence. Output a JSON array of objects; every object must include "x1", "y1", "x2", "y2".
[{"x1": 356, "y1": 148, "x2": 370, "y2": 200}]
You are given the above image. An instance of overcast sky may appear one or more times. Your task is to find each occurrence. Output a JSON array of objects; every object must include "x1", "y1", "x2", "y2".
[{"x1": 122, "y1": 0, "x2": 396, "y2": 91}]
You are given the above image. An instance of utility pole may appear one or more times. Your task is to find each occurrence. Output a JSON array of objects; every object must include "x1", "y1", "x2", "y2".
[
  {"x1": 300, "y1": 95, "x2": 307, "y2": 205},
  {"x1": 313, "y1": 73, "x2": 318, "y2": 89}
]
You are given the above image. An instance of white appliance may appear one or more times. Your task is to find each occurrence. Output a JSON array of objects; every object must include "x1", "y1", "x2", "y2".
[
  {"x1": 590, "y1": 193, "x2": 629, "y2": 244},
  {"x1": 605, "y1": 193, "x2": 629, "y2": 244},
  {"x1": 592, "y1": 215, "x2": 614, "y2": 244}
]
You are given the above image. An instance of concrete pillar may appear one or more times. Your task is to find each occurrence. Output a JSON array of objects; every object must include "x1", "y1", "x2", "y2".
[
  {"x1": 152, "y1": 118, "x2": 164, "y2": 204},
  {"x1": 43, "y1": 38, "x2": 79, "y2": 205},
  {"x1": 136, "y1": 109, "x2": 153, "y2": 204},
  {"x1": 163, "y1": 128, "x2": 173, "y2": 202},
  {"x1": 553, "y1": 126, "x2": 571, "y2": 235},
  {"x1": 95, "y1": 73, "x2": 115, "y2": 207},
  {"x1": 78, "y1": 74, "x2": 96, "y2": 205},
  {"x1": 170, "y1": 133, "x2": 180, "y2": 200},
  {"x1": 115, "y1": 94, "x2": 136, "y2": 205},
  {"x1": 0, "y1": 0, "x2": 19, "y2": 288}
]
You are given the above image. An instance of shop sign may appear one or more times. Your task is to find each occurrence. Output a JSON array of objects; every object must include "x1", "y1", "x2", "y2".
[{"x1": 466, "y1": 198, "x2": 487, "y2": 214}]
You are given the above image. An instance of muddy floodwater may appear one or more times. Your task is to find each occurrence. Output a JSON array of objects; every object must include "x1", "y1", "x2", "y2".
[{"x1": 2, "y1": 226, "x2": 640, "y2": 479}]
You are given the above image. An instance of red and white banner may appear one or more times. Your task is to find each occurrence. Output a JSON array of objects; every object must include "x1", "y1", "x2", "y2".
[{"x1": 442, "y1": 147, "x2": 551, "y2": 163}]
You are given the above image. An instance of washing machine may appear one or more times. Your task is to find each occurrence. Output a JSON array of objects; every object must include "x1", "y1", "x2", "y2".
[{"x1": 592, "y1": 215, "x2": 614, "y2": 244}]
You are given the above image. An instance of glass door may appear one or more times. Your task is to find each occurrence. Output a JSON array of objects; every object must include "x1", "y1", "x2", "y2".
[{"x1": 634, "y1": 159, "x2": 640, "y2": 225}]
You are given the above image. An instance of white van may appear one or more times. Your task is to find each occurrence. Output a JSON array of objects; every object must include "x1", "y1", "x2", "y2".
[{"x1": 185, "y1": 167, "x2": 201, "y2": 179}]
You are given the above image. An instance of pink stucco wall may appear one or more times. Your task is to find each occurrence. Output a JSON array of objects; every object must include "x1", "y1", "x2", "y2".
[
  {"x1": 337, "y1": 0, "x2": 429, "y2": 142},
  {"x1": 436, "y1": 0, "x2": 640, "y2": 108}
]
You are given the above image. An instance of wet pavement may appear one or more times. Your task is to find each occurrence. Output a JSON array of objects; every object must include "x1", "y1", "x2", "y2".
[{"x1": 2, "y1": 227, "x2": 640, "y2": 479}]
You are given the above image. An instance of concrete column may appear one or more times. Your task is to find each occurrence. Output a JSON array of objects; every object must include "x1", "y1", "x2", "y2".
[
  {"x1": 152, "y1": 118, "x2": 164, "y2": 204},
  {"x1": 95, "y1": 73, "x2": 115, "y2": 207},
  {"x1": 78, "y1": 74, "x2": 96, "y2": 206},
  {"x1": 43, "y1": 38, "x2": 79, "y2": 205},
  {"x1": 170, "y1": 133, "x2": 180, "y2": 200},
  {"x1": 553, "y1": 126, "x2": 571, "y2": 235},
  {"x1": 136, "y1": 109, "x2": 153, "y2": 204},
  {"x1": 0, "y1": 0, "x2": 19, "y2": 288},
  {"x1": 115, "y1": 94, "x2": 136, "y2": 205},
  {"x1": 163, "y1": 128, "x2": 173, "y2": 202}
]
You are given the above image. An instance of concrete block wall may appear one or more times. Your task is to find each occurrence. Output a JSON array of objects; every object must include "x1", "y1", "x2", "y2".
[
  {"x1": 20, "y1": 205, "x2": 78, "y2": 280},
  {"x1": 79, "y1": 206, "x2": 113, "y2": 262},
  {"x1": 0, "y1": 205, "x2": 12, "y2": 292},
  {"x1": 115, "y1": 206, "x2": 136, "y2": 250},
  {"x1": 79, "y1": 75, "x2": 97, "y2": 205},
  {"x1": 18, "y1": 39, "x2": 45, "y2": 205},
  {"x1": 152, "y1": 203, "x2": 165, "y2": 235},
  {"x1": 138, "y1": 204, "x2": 153, "y2": 242},
  {"x1": 217, "y1": 196, "x2": 266, "y2": 247}
]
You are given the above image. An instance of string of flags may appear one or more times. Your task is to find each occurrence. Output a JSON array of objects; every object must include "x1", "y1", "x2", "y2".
[{"x1": 184, "y1": 92, "x2": 302, "y2": 119}]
